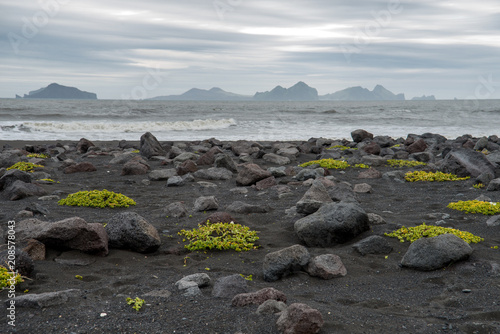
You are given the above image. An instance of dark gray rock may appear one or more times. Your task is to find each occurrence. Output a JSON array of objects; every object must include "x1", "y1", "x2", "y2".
[
  {"x1": 121, "y1": 157, "x2": 150, "y2": 175},
  {"x1": 63, "y1": 162, "x2": 97, "y2": 174},
  {"x1": 212, "y1": 274, "x2": 248, "y2": 298},
  {"x1": 255, "y1": 176, "x2": 277, "y2": 190},
  {"x1": 0, "y1": 169, "x2": 32, "y2": 191},
  {"x1": 167, "y1": 175, "x2": 184, "y2": 187},
  {"x1": 236, "y1": 163, "x2": 272, "y2": 186},
  {"x1": 294, "y1": 202, "x2": 369, "y2": 247},
  {"x1": 0, "y1": 151, "x2": 21, "y2": 168},
  {"x1": 440, "y1": 148, "x2": 496, "y2": 178},
  {"x1": 164, "y1": 202, "x2": 189, "y2": 218},
  {"x1": 352, "y1": 235, "x2": 393, "y2": 255},
  {"x1": 197, "y1": 146, "x2": 223, "y2": 165},
  {"x1": 476, "y1": 172, "x2": 494, "y2": 186},
  {"x1": 474, "y1": 137, "x2": 489, "y2": 151},
  {"x1": 140, "y1": 132, "x2": 166, "y2": 158},
  {"x1": 232, "y1": 287, "x2": 287, "y2": 307},
  {"x1": 256, "y1": 299, "x2": 288, "y2": 315},
  {"x1": 0, "y1": 249, "x2": 34, "y2": 277},
  {"x1": 226, "y1": 201, "x2": 269, "y2": 214},
  {"x1": 263, "y1": 244, "x2": 311, "y2": 282},
  {"x1": 25, "y1": 202, "x2": 49, "y2": 216},
  {"x1": 486, "y1": 215, "x2": 500, "y2": 227},
  {"x1": 9, "y1": 289, "x2": 80, "y2": 308},
  {"x1": 306, "y1": 254, "x2": 347, "y2": 279},
  {"x1": 358, "y1": 168, "x2": 382, "y2": 179},
  {"x1": 3, "y1": 180, "x2": 47, "y2": 201},
  {"x1": 76, "y1": 138, "x2": 95, "y2": 153},
  {"x1": 328, "y1": 182, "x2": 359, "y2": 203},
  {"x1": 486, "y1": 178, "x2": 500, "y2": 191},
  {"x1": 106, "y1": 212, "x2": 161, "y2": 253},
  {"x1": 268, "y1": 166, "x2": 287, "y2": 177},
  {"x1": 276, "y1": 303, "x2": 324, "y2": 334},
  {"x1": 296, "y1": 179, "x2": 333, "y2": 214},
  {"x1": 295, "y1": 169, "x2": 320, "y2": 181},
  {"x1": 263, "y1": 153, "x2": 291, "y2": 165},
  {"x1": 194, "y1": 196, "x2": 219, "y2": 211},
  {"x1": 193, "y1": 167, "x2": 233, "y2": 180},
  {"x1": 351, "y1": 129, "x2": 373, "y2": 143},
  {"x1": 148, "y1": 168, "x2": 178, "y2": 181},
  {"x1": 214, "y1": 153, "x2": 238, "y2": 173},
  {"x1": 401, "y1": 234, "x2": 473, "y2": 271}
]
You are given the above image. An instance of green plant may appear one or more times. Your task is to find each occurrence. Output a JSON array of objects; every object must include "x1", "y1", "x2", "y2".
[
  {"x1": 58, "y1": 189, "x2": 136, "y2": 208},
  {"x1": 0, "y1": 266, "x2": 23, "y2": 289},
  {"x1": 132, "y1": 149, "x2": 140, "y2": 153},
  {"x1": 26, "y1": 153, "x2": 50, "y2": 158},
  {"x1": 75, "y1": 275, "x2": 83, "y2": 280},
  {"x1": 299, "y1": 159, "x2": 350, "y2": 169},
  {"x1": 385, "y1": 223, "x2": 484, "y2": 244},
  {"x1": 126, "y1": 297, "x2": 145, "y2": 311},
  {"x1": 240, "y1": 274, "x2": 253, "y2": 281},
  {"x1": 447, "y1": 200, "x2": 500, "y2": 215},
  {"x1": 7, "y1": 162, "x2": 44, "y2": 173},
  {"x1": 326, "y1": 145, "x2": 357, "y2": 151},
  {"x1": 473, "y1": 183, "x2": 485, "y2": 189},
  {"x1": 179, "y1": 221, "x2": 259, "y2": 252},
  {"x1": 354, "y1": 163, "x2": 370, "y2": 169},
  {"x1": 405, "y1": 171, "x2": 470, "y2": 182},
  {"x1": 387, "y1": 159, "x2": 427, "y2": 168}
]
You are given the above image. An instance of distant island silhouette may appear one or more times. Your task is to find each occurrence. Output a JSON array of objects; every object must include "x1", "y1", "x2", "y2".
[{"x1": 16, "y1": 83, "x2": 97, "y2": 99}]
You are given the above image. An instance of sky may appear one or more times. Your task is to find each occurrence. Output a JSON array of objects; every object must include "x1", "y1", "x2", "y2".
[{"x1": 1, "y1": 0, "x2": 500, "y2": 100}]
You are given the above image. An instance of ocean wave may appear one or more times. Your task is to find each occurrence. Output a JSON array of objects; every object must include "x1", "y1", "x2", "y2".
[{"x1": 20, "y1": 118, "x2": 238, "y2": 134}]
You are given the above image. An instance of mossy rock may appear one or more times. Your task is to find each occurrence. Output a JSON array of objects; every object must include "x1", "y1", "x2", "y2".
[{"x1": 58, "y1": 189, "x2": 136, "y2": 208}]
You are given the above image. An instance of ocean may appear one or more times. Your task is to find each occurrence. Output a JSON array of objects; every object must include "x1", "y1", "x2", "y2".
[{"x1": 1, "y1": 99, "x2": 499, "y2": 142}]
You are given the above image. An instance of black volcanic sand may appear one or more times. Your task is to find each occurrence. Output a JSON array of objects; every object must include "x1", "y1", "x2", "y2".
[{"x1": 1, "y1": 139, "x2": 499, "y2": 334}]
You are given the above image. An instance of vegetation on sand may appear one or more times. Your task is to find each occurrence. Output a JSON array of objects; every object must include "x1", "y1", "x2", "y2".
[
  {"x1": 385, "y1": 223, "x2": 484, "y2": 244},
  {"x1": 447, "y1": 200, "x2": 500, "y2": 215},
  {"x1": 404, "y1": 171, "x2": 470, "y2": 182},
  {"x1": 58, "y1": 189, "x2": 136, "y2": 208},
  {"x1": 0, "y1": 266, "x2": 23, "y2": 289},
  {"x1": 299, "y1": 159, "x2": 350, "y2": 169},
  {"x1": 387, "y1": 159, "x2": 427, "y2": 168},
  {"x1": 126, "y1": 297, "x2": 145, "y2": 311},
  {"x1": 7, "y1": 162, "x2": 44, "y2": 173}
]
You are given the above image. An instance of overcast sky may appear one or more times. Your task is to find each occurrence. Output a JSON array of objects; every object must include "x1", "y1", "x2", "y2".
[{"x1": 1, "y1": 0, "x2": 500, "y2": 100}]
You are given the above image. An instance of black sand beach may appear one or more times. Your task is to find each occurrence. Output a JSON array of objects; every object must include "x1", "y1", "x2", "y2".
[{"x1": 1, "y1": 133, "x2": 499, "y2": 334}]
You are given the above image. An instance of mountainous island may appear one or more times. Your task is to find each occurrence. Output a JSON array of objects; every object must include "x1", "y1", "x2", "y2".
[
  {"x1": 411, "y1": 95, "x2": 436, "y2": 101},
  {"x1": 149, "y1": 82, "x2": 417, "y2": 101},
  {"x1": 16, "y1": 83, "x2": 97, "y2": 99}
]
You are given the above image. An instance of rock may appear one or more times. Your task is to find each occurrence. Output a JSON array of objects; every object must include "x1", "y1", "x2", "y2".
[
  {"x1": 105, "y1": 212, "x2": 161, "y2": 253},
  {"x1": 212, "y1": 274, "x2": 249, "y2": 298},
  {"x1": 382, "y1": 170, "x2": 406, "y2": 183},
  {"x1": 440, "y1": 148, "x2": 496, "y2": 178},
  {"x1": 226, "y1": 201, "x2": 269, "y2": 214},
  {"x1": 214, "y1": 154, "x2": 238, "y2": 173},
  {"x1": 15, "y1": 217, "x2": 109, "y2": 256},
  {"x1": 121, "y1": 157, "x2": 150, "y2": 175},
  {"x1": 263, "y1": 245, "x2": 311, "y2": 282},
  {"x1": 276, "y1": 303, "x2": 324, "y2": 334},
  {"x1": 175, "y1": 273, "x2": 211, "y2": 291},
  {"x1": 231, "y1": 140, "x2": 260, "y2": 156},
  {"x1": 358, "y1": 167, "x2": 382, "y2": 179},
  {"x1": 194, "y1": 196, "x2": 219, "y2": 211},
  {"x1": 76, "y1": 138, "x2": 95, "y2": 153},
  {"x1": 15, "y1": 210, "x2": 33, "y2": 219},
  {"x1": 0, "y1": 249, "x2": 34, "y2": 277},
  {"x1": 360, "y1": 155, "x2": 387, "y2": 166},
  {"x1": 232, "y1": 287, "x2": 287, "y2": 307},
  {"x1": 255, "y1": 176, "x2": 277, "y2": 190},
  {"x1": 306, "y1": 254, "x2": 347, "y2": 279},
  {"x1": 167, "y1": 175, "x2": 184, "y2": 187},
  {"x1": 486, "y1": 178, "x2": 500, "y2": 191},
  {"x1": 197, "y1": 146, "x2": 223, "y2": 165},
  {"x1": 268, "y1": 166, "x2": 287, "y2": 177},
  {"x1": 54, "y1": 251, "x2": 97, "y2": 266},
  {"x1": 173, "y1": 152, "x2": 199, "y2": 163},
  {"x1": 236, "y1": 163, "x2": 272, "y2": 186},
  {"x1": 230, "y1": 187, "x2": 248, "y2": 194},
  {"x1": 0, "y1": 169, "x2": 32, "y2": 191},
  {"x1": 109, "y1": 152, "x2": 137, "y2": 165},
  {"x1": 353, "y1": 183, "x2": 372, "y2": 193},
  {"x1": 407, "y1": 138, "x2": 427, "y2": 154},
  {"x1": 401, "y1": 234, "x2": 473, "y2": 271},
  {"x1": 0, "y1": 151, "x2": 21, "y2": 168},
  {"x1": 25, "y1": 202, "x2": 50, "y2": 215},
  {"x1": 3, "y1": 180, "x2": 48, "y2": 201},
  {"x1": 367, "y1": 213, "x2": 386, "y2": 225},
  {"x1": 351, "y1": 129, "x2": 373, "y2": 143},
  {"x1": 263, "y1": 153, "x2": 291, "y2": 165},
  {"x1": 486, "y1": 215, "x2": 500, "y2": 227},
  {"x1": 148, "y1": 168, "x2": 178, "y2": 181},
  {"x1": 352, "y1": 235, "x2": 393, "y2": 255},
  {"x1": 10, "y1": 289, "x2": 80, "y2": 308},
  {"x1": 20, "y1": 238, "x2": 46, "y2": 261},
  {"x1": 164, "y1": 202, "x2": 189, "y2": 218},
  {"x1": 410, "y1": 152, "x2": 434, "y2": 163},
  {"x1": 296, "y1": 179, "x2": 333, "y2": 215},
  {"x1": 63, "y1": 162, "x2": 97, "y2": 174},
  {"x1": 256, "y1": 299, "x2": 288, "y2": 315},
  {"x1": 476, "y1": 172, "x2": 494, "y2": 187},
  {"x1": 294, "y1": 202, "x2": 369, "y2": 247},
  {"x1": 140, "y1": 132, "x2": 166, "y2": 158},
  {"x1": 294, "y1": 169, "x2": 320, "y2": 181},
  {"x1": 362, "y1": 142, "x2": 381, "y2": 155},
  {"x1": 176, "y1": 160, "x2": 198, "y2": 176},
  {"x1": 474, "y1": 137, "x2": 489, "y2": 151},
  {"x1": 193, "y1": 167, "x2": 233, "y2": 180},
  {"x1": 328, "y1": 182, "x2": 359, "y2": 203},
  {"x1": 205, "y1": 211, "x2": 235, "y2": 224}
]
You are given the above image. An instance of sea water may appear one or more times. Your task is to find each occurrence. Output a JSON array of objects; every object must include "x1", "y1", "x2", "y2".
[{"x1": 1, "y1": 99, "x2": 499, "y2": 142}]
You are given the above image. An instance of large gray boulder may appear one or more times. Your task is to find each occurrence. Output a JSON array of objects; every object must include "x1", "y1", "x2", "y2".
[
  {"x1": 214, "y1": 153, "x2": 238, "y2": 173},
  {"x1": 0, "y1": 169, "x2": 32, "y2": 190},
  {"x1": 296, "y1": 179, "x2": 333, "y2": 214},
  {"x1": 263, "y1": 244, "x2": 311, "y2": 282},
  {"x1": 212, "y1": 274, "x2": 248, "y2": 298},
  {"x1": 193, "y1": 167, "x2": 233, "y2": 180},
  {"x1": 294, "y1": 202, "x2": 369, "y2": 247},
  {"x1": 440, "y1": 148, "x2": 497, "y2": 178},
  {"x1": 3, "y1": 180, "x2": 47, "y2": 201},
  {"x1": 401, "y1": 234, "x2": 473, "y2": 271},
  {"x1": 232, "y1": 287, "x2": 287, "y2": 307},
  {"x1": 15, "y1": 217, "x2": 108, "y2": 256},
  {"x1": 352, "y1": 235, "x2": 393, "y2": 255},
  {"x1": 306, "y1": 254, "x2": 347, "y2": 279},
  {"x1": 105, "y1": 212, "x2": 161, "y2": 253},
  {"x1": 236, "y1": 163, "x2": 272, "y2": 186},
  {"x1": 11, "y1": 289, "x2": 80, "y2": 308},
  {"x1": 276, "y1": 303, "x2": 324, "y2": 334},
  {"x1": 140, "y1": 132, "x2": 166, "y2": 158}
]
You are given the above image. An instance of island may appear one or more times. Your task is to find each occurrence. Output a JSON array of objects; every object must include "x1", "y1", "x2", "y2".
[{"x1": 17, "y1": 83, "x2": 97, "y2": 99}]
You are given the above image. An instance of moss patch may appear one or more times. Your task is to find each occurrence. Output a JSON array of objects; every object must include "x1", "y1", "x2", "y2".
[
  {"x1": 387, "y1": 159, "x2": 427, "y2": 168},
  {"x1": 58, "y1": 189, "x2": 136, "y2": 208},
  {"x1": 405, "y1": 171, "x2": 470, "y2": 182},
  {"x1": 7, "y1": 162, "x2": 44, "y2": 173},
  {"x1": 385, "y1": 223, "x2": 484, "y2": 244},
  {"x1": 299, "y1": 159, "x2": 350, "y2": 169},
  {"x1": 447, "y1": 200, "x2": 500, "y2": 215}
]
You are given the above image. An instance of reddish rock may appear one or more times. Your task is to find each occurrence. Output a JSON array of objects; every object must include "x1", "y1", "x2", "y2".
[
  {"x1": 122, "y1": 157, "x2": 150, "y2": 175},
  {"x1": 351, "y1": 129, "x2": 373, "y2": 143},
  {"x1": 197, "y1": 146, "x2": 223, "y2": 165},
  {"x1": 276, "y1": 303, "x2": 324, "y2": 334},
  {"x1": 407, "y1": 138, "x2": 427, "y2": 154},
  {"x1": 176, "y1": 160, "x2": 198, "y2": 175},
  {"x1": 306, "y1": 254, "x2": 347, "y2": 279},
  {"x1": 255, "y1": 176, "x2": 277, "y2": 190},
  {"x1": 76, "y1": 138, "x2": 95, "y2": 153},
  {"x1": 236, "y1": 163, "x2": 272, "y2": 186},
  {"x1": 231, "y1": 287, "x2": 287, "y2": 307},
  {"x1": 358, "y1": 167, "x2": 382, "y2": 179},
  {"x1": 22, "y1": 239, "x2": 46, "y2": 261},
  {"x1": 362, "y1": 142, "x2": 381, "y2": 155},
  {"x1": 204, "y1": 211, "x2": 235, "y2": 224},
  {"x1": 63, "y1": 162, "x2": 97, "y2": 174}
]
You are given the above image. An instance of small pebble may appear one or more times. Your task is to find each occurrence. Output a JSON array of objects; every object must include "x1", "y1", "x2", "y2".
[{"x1": 462, "y1": 289, "x2": 472, "y2": 293}]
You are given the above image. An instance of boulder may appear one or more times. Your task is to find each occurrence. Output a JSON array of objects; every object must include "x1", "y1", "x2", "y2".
[
  {"x1": 212, "y1": 274, "x2": 248, "y2": 298},
  {"x1": 11, "y1": 289, "x2": 80, "y2": 308},
  {"x1": 214, "y1": 154, "x2": 238, "y2": 173},
  {"x1": 263, "y1": 153, "x2": 291, "y2": 166},
  {"x1": 148, "y1": 168, "x2": 178, "y2": 181},
  {"x1": 175, "y1": 273, "x2": 211, "y2": 294},
  {"x1": 440, "y1": 148, "x2": 496, "y2": 178},
  {"x1": 236, "y1": 163, "x2": 272, "y2": 186},
  {"x1": 205, "y1": 211, "x2": 235, "y2": 224},
  {"x1": 20, "y1": 238, "x2": 46, "y2": 261},
  {"x1": 167, "y1": 175, "x2": 184, "y2": 187},
  {"x1": 358, "y1": 167, "x2": 382, "y2": 179},
  {"x1": 0, "y1": 169, "x2": 32, "y2": 191},
  {"x1": 226, "y1": 201, "x2": 269, "y2": 214},
  {"x1": 351, "y1": 129, "x2": 373, "y2": 143},
  {"x1": 352, "y1": 235, "x2": 393, "y2": 255},
  {"x1": 328, "y1": 182, "x2": 359, "y2": 203},
  {"x1": 76, "y1": 138, "x2": 95, "y2": 153},
  {"x1": 140, "y1": 132, "x2": 166, "y2": 158},
  {"x1": 0, "y1": 249, "x2": 34, "y2": 277},
  {"x1": 362, "y1": 142, "x2": 381, "y2": 155},
  {"x1": 256, "y1": 300, "x2": 288, "y2": 315},
  {"x1": 194, "y1": 196, "x2": 219, "y2": 211},
  {"x1": 63, "y1": 162, "x2": 97, "y2": 174},
  {"x1": 276, "y1": 303, "x2": 324, "y2": 334},
  {"x1": 231, "y1": 141, "x2": 259, "y2": 156},
  {"x1": 232, "y1": 287, "x2": 287, "y2": 307},
  {"x1": 255, "y1": 176, "x2": 277, "y2": 190},
  {"x1": 268, "y1": 166, "x2": 287, "y2": 178},
  {"x1": 486, "y1": 215, "x2": 500, "y2": 227},
  {"x1": 173, "y1": 152, "x2": 199, "y2": 163},
  {"x1": 353, "y1": 183, "x2": 372, "y2": 193},
  {"x1": 3, "y1": 180, "x2": 47, "y2": 201},
  {"x1": 193, "y1": 167, "x2": 233, "y2": 180},
  {"x1": 263, "y1": 244, "x2": 310, "y2": 282},
  {"x1": 486, "y1": 178, "x2": 500, "y2": 191},
  {"x1": 176, "y1": 160, "x2": 198, "y2": 176},
  {"x1": 105, "y1": 212, "x2": 161, "y2": 253},
  {"x1": 294, "y1": 202, "x2": 369, "y2": 247},
  {"x1": 407, "y1": 138, "x2": 427, "y2": 154},
  {"x1": 296, "y1": 179, "x2": 333, "y2": 215},
  {"x1": 294, "y1": 169, "x2": 320, "y2": 181},
  {"x1": 121, "y1": 157, "x2": 150, "y2": 175},
  {"x1": 197, "y1": 146, "x2": 223, "y2": 165},
  {"x1": 401, "y1": 234, "x2": 473, "y2": 271},
  {"x1": 15, "y1": 217, "x2": 108, "y2": 256},
  {"x1": 164, "y1": 202, "x2": 189, "y2": 218},
  {"x1": 306, "y1": 254, "x2": 347, "y2": 279}
]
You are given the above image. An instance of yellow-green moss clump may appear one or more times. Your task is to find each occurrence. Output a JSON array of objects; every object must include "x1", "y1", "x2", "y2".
[
  {"x1": 405, "y1": 171, "x2": 470, "y2": 182},
  {"x1": 385, "y1": 223, "x2": 484, "y2": 244},
  {"x1": 0, "y1": 266, "x2": 23, "y2": 289},
  {"x1": 179, "y1": 221, "x2": 259, "y2": 252},
  {"x1": 26, "y1": 153, "x2": 50, "y2": 158},
  {"x1": 299, "y1": 159, "x2": 350, "y2": 169},
  {"x1": 447, "y1": 200, "x2": 500, "y2": 215},
  {"x1": 7, "y1": 162, "x2": 44, "y2": 173},
  {"x1": 58, "y1": 189, "x2": 136, "y2": 208},
  {"x1": 326, "y1": 145, "x2": 358, "y2": 151},
  {"x1": 387, "y1": 159, "x2": 427, "y2": 168}
]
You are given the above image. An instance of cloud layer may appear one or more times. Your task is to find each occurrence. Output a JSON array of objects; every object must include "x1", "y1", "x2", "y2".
[{"x1": 1, "y1": 0, "x2": 499, "y2": 99}]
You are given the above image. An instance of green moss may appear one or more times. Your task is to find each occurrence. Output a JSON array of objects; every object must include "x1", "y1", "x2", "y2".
[
  {"x1": 7, "y1": 162, "x2": 44, "y2": 173},
  {"x1": 385, "y1": 223, "x2": 484, "y2": 244},
  {"x1": 126, "y1": 297, "x2": 145, "y2": 311},
  {"x1": 473, "y1": 183, "x2": 485, "y2": 189},
  {"x1": 58, "y1": 189, "x2": 136, "y2": 208},
  {"x1": 354, "y1": 163, "x2": 370, "y2": 169},
  {"x1": 0, "y1": 266, "x2": 23, "y2": 289},
  {"x1": 26, "y1": 153, "x2": 50, "y2": 158},
  {"x1": 387, "y1": 159, "x2": 427, "y2": 168},
  {"x1": 326, "y1": 145, "x2": 357, "y2": 151},
  {"x1": 179, "y1": 221, "x2": 259, "y2": 252},
  {"x1": 405, "y1": 171, "x2": 470, "y2": 182},
  {"x1": 447, "y1": 200, "x2": 500, "y2": 215},
  {"x1": 299, "y1": 159, "x2": 350, "y2": 169}
]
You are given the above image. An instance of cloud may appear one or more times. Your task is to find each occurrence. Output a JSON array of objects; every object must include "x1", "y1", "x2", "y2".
[{"x1": 1, "y1": 0, "x2": 499, "y2": 99}]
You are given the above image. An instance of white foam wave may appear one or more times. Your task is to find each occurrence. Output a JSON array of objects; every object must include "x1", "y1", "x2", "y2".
[{"x1": 22, "y1": 118, "x2": 237, "y2": 134}]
